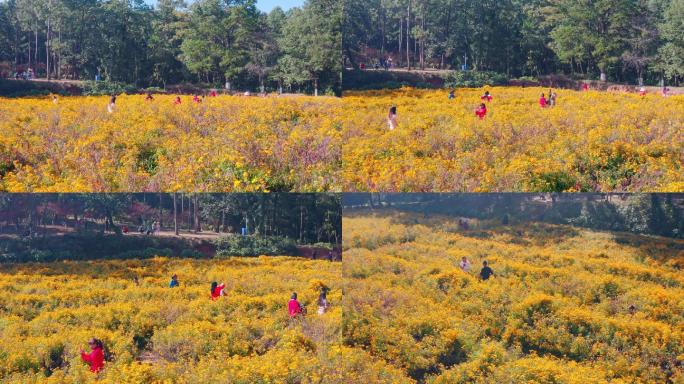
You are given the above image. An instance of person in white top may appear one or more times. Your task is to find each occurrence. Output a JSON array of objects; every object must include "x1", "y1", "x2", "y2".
[
  {"x1": 387, "y1": 106, "x2": 398, "y2": 130},
  {"x1": 459, "y1": 256, "x2": 471, "y2": 272},
  {"x1": 107, "y1": 95, "x2": 116, "y2": 113}
]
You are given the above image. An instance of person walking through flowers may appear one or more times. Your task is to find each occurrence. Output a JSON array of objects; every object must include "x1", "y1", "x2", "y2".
[
  {"x1": 317, "y1": 288, "x2": 330, "y2": 315},
  {"x1": 479, "y1": 260, "x2": 495, "y2": 281},
  {"x1": 475, "y1": 103, "x2": 487, "y2": 120},
  {"x1": 481, "y1": 90, "x2": 493, "y2": 102},
  {"x1": 80, "y1": 338, "x2": 105, "y2": 373},
  {"x1": 459, "y1": 256, "x2": 471, "y2": 272},
  {"x1": 107, "y1": 95, "x2": 116, "y2": 113},
  {"x1": 211, "y1": 281, "x2": 225, "y2": 301},
  {"x1": 387, "y1": 106, "x2": 398, "y2": 130},
  {"x1": 288, "y1": 292, "x2": 304, "y2": 318}
]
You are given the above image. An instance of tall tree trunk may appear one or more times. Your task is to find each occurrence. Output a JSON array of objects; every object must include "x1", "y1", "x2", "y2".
[
  {"x1": 28, "y1": 32, "x2": 31, "y2": 71},
  {"x1": 299, "y1": 204, "x2": 304, "y2": 243},
  {"x1": 399, "y1": 16, "x2": 402, "y2": 67},
  {"x1": 46, "y1": 12, "x2": 50, "y2": 80},
  {"x1": 407, "y1": 1, "x2": 411, "y2": 70},
  {"x1": 35, "y1": 29, "x2": 38, "y2": 74},
  {"x1": 173, "y1": 193, "x2": 178, "y2": 236},
  {"x1": 193, "y1": 195, "x2": 201, "y2": 233},
  {"x1": 158, "y1": 193, "x2": 163, "y2": 228}
]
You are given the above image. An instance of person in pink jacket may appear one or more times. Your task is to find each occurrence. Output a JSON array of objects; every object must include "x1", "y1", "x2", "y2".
[
  {"x1": 288, "y1": 292, "x2": 303, "y2": 317},
  {"x1": 80, "y1": 338, "x2": 105, "y2": 373}
]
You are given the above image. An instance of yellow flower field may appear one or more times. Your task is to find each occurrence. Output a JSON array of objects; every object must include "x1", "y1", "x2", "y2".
[
  {"x1": 0, "y1": 256, "x2": 400, "y2": 383},
  {"x1": 342, "y1": 88, "x2": 684, "y2": 192},
  {"x1": 0, "y1": 95, "x2": 342, "y2": 192},
  {"x1": 343, "y1": 211, "x2": 684, "y2": 383}
]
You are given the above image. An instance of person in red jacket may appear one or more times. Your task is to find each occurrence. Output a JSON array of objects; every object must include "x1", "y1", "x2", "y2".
[
  {"x1": 210, "y1": 281, "x2": 225, "y2": 301},
  {"x1": 475, "y1": 103, "x2": 487, "y2": 120},
  {"x1": 582, "y1": 83, "x2": 589, "y2": 91},
  {"x1": 481, "y1": 90, "x2": 493, "y2": 102},
  {"x1": 539, "y1": 93, "x2": 548, "y2": 108},
  {"x1": 174, "y1": 96, "x2": 182, "y2": 105},
  {"x1": 80, "y1": 338, "x2": 105, "y2": 373},
  {"x1": 288, "y1": 292, "x2": 303, "y2": 318}
]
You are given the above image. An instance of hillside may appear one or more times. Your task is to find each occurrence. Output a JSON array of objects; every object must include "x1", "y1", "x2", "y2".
[
  {"x1": 341, "y1": 87, "x2": 684, "y2": 192},
  {"x1": 0, "y1": 256, "x2": 381, "y2": 383},
  {"x1": 0, "y1": 95, "x2": 342, "y2": 192},
  {"x1": 343, "y1": 211, "x2": 684, "y2": 383}
]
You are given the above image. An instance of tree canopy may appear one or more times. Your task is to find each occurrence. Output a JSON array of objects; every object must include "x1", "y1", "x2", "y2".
[
  {"x1": 0, "y1": 0, "x2": 342, "y2": 94},
  {"x1": 343, "y1": 0, "x2": 684, "y2": 85}
]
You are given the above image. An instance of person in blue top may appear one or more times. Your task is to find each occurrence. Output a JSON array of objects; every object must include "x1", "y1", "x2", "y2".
[{"x1": 169, "y1": 274, "x2": 179, "y2": 288}]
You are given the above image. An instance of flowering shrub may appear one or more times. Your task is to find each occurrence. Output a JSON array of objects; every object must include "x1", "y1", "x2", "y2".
[
  {"x1": 343, "y1": 211, "x2": 684, "y2": 383},
  {"x1": 0, "y1": 256, "x2": 368, "y2": 383},
  {"x1": 0, "y1": 94, "x2": 342, "y2": 192},
  {"x1": 342, "y1": 87, "x2": 684, "y2": 192}
]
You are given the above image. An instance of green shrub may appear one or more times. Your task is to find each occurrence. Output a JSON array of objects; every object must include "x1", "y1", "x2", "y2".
[
  {"x1": 445, "y1": 71, "x2": 508, "y2": 88},
  {"x1": 82, "y1": 80, "x2": 136, "y2": 96},
  {"x1": 214, "y1": 235, "x2": 297, "y2": 257}
]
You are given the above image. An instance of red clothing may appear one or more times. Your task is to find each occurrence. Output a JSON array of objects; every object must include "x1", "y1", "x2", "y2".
[
  {"x1": 582, "y1": 83, "x2": 589, "y2": 91},
  {"x1": 288, "y1": 299, "x2": 303, "y2": 317},
  {"x1": 210, "y1": 90, "x2": 217, "y2": 97},
  {"x1": 211, "y1": 284, "x2": 225, "y2": 301},
  {"x1": 481, "y1": 95, "x2": 492, "y2": 102},
  {"x1": 174, "y1": 98, "x2": 182, "y2": 105},
  {"x1": 539, "y1": 97, "x2": 547, "y2": 108},
  {"x1": 475, "y1": 106, "x2": 487, "y2": 120},
  {"x1": 81, "y1": 347, "x2": 104, "y2": 373}
]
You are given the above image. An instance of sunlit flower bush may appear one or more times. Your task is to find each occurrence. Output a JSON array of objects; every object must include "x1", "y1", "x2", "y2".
[
  {"x1": 0, "y1": 94, "x2": 342, "y2": 192},
  {"x1": 343, "y1": 211, "x2": 684, "y2": 383},
  {"x1": 0, "y1": 256, "x2": 362, "y2": 383},
  {"x1": 342, "y1": 88, "x2": 684, "y2": 192}
]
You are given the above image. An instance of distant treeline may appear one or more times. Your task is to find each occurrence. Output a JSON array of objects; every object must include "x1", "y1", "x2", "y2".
[
  {"x1": 0, "y1": 193, "x2": 341, "y2": 244},
  {"x1": 344, "y1": 0, "x2": 684, "y2": 85},
  {"x1": 344, "y1": 193, "x2": 684, "y2": 239},
  {"x1": 0, "y1": 0, "x2": 342, "y2": 94}
]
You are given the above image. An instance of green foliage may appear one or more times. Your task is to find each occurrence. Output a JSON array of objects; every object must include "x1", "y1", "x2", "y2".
[
  {"x1": 445, "y1": 71, "x2": 508, "y2": 88},
  {"x1": 344, "y1": 0, "x2": 684, "y2": 85},
  {"x1": 214, "y1": 235, "x2": 297, "y2": 257},
  {"x1": 0, "y1": 234, "x2": 192, "y2": 263},
  {"x1": 0, "y1": 0, "x2": 341, "y2": 93},
  {"x1": 82, "y1": 81, "x2": 136, "y2": 96}
]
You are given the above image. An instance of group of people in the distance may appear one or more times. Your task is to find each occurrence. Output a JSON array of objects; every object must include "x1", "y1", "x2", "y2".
[
  {"x1": 104, "y1": 88, "x2": 265, "y2": 114},
  {"x1": 459, "y1": 256, "x2": 495, "y2": 281},
  {"x1": 205, "y1": 277, "x2": 330, "y2": 317},
  {"x1": 79, "y1": 273, "x2": 331, "y2": 374},
  {"x1": 386, "y1": 87, "x2": 560, "y2": 129},
  {"x1": 386, "y1": 81, "x2": 678, "y2": 129}
]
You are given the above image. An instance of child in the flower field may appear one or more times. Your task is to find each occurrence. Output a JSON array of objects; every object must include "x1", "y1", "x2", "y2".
[
  {"x1": 481, "y1": 90, "x2": 493, "y2": 102},
  {"x1": 107, "y1": 95, "x2": 116, "y2": 113},
  {"x1": 210, "y1": 281, "x2": 225, "y2": 301},
  {"x1": 475, "y1": 103, "x2": 487, "y2": 119},
  {"x1": 80, "y1": 338, "x2": 105, "y2": 373},
  {"x1": 539, "y1": 93, "x2": 548, "y2": 108},
  {"x1": 459, "y1": 256, "x2": 471, "y2": 272},
  {"x1": 317, "y1": 288, "x2": 330, "y2": 315},
  {"x1": 288, "y1": 292, "x2": 304, "y2": 317},
  {"x1": 174, "y1": 96, "x2": 182, "y2": 105},
  {"x1": 387, "y1": 106, "x2": 398, "y2": 130}
]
